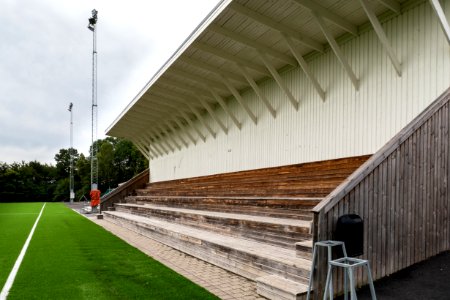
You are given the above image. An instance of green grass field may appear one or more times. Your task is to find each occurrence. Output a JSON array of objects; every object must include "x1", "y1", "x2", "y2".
[{"x1": 1, "y1": 203, "x2": 218, "y2": 299}]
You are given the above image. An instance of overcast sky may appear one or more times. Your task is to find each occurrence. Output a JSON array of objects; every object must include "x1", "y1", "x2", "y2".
[{"x1": 0, "y1": 0, "x2": 220, "y2": 164}]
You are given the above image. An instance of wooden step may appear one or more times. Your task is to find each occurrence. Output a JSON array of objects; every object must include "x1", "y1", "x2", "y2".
[
  {"x1": 129, "y1": 195, "x2": 320, "y2": 220},
  {"x1": 257, "y1": 275, "x2": 309, "y2": 300},
  {"x1": 103, "y1": 210, "x2": 313, "y2": 284},
  {"x1": 115, "y1": 203, "x2": 312, "y2": 248}
]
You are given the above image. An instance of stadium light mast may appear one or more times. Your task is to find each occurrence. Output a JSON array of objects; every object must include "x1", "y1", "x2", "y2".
[
  {"x1": 87, "y1": 9, "x2": 98, "y2": 192},
  {"x1": 68, "y1": 102, "x2": 74, "y2": 203}
]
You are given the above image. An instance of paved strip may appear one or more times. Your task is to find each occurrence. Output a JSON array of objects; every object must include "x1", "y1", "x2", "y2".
[{"x1": 0, "y1": 203, "x2": 46, "y2": 300}]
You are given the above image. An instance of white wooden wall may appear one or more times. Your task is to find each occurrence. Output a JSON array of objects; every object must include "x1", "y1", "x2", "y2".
[{"x1": 149, "y1": 2, "x2": 450, "y2": 182}]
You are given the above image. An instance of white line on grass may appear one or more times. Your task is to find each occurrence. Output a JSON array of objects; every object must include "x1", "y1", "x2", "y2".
[{"x1": 0, "y1": 203, "x2": 46, "y2": 300}]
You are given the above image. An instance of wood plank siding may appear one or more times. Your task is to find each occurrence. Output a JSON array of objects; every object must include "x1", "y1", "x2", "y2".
[{"x1": 312, "y1": 87, "x2": 450, "y2": 297}]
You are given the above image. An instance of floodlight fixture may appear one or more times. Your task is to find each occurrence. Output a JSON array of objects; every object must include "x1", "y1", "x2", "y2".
[
  {"x1": 87, "y1": 9, "x2": 98, "y2": 31},
  {"x1": 68, "y1": 102, "x2": 73, "y2": 112}
]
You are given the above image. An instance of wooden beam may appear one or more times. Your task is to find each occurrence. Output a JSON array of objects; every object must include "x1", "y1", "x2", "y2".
[
  {"x1": 209, "y1": 24, "x2": 297, "y2": 66},
  {"x1": 179, "y1": 56, "x2": 247, "y2": 83},
  {"x1": 179, "y1": 110, "x2": 206, "y2": 142},
  {"x1": 283, "y1": 34, "x2": 326, "y2": 100},
  {"x1": 165, "y1": 120, "x2": 189, "y2": 148},
  {"x1": 220, "y1": 75, "x2": 257, "y2": 125},
  {"x1": 150, "y1": 128, "x2": 175, "y2": 153},
  {"x1": 132, "y1": 139, "x2": 150, "y2": 160},
  {"x1": 208, "y1": 88, "x2": 242, "y2": 130},
  {"x1": 311, "y1": 11, "x2": 360, "y2": 90},
  {"x1": 186, "y1": 103, "x2": 216, "y2": 138},
  {"x1": 229, "y1": 2, "x2": 324, "y2": 52},
  {"x1": 170, "y1": 67, "x2": 229, "y2": 94},
  {"x1": 236, "y1": 63, "x2": 276, "y2": 118},
  {"x1": 173, "y1": 117, "x2": 197, "y2": 145},
  {"x1": 144, "y1": 132, "x2": 169, "y2": 155},
  {"x1": 193, "y1": 41, "x2": 270, "y2": 76},
  {"x1": 359, "y1": 0, "x2": 402, "y2": 76},
  {"x1": 292, "y1": 0, "x2": 358, "y2": 35},
  {"x1": 197, "y1": 97, "x2": 228, "y2": 134},
  {"x1": 156, "y1": 124, "x2": 182, "y2": 150},
  {"x1": 429, "y1": 0, "x2": 450, "y2": 45},
  {"x1": 257, "y1": 50, "x2": 299, "y2": 110},
  {"x1": 376, "y1": 0, "x2": 401, "y2": 13}
]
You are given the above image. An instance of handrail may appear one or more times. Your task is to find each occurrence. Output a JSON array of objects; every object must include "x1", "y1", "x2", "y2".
[
  {"x1": 313, "y1": 86, "x2": 450, "y2": 214},
  {"x1": 100, "y1": 168, "x2": 149, "y2": 211}
]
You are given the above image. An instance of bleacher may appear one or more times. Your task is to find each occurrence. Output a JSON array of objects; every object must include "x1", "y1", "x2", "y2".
[{"x1": 103, "y1": 155, "x2": 369, "y2": 299}]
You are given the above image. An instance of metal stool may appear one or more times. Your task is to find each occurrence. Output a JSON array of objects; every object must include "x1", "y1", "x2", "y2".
[
  {"x1": 323, "y1": 257, "x2": 377, "y2": 300},
  {"x1": 306, "y1": 240, "x2": 348, "y2": 300}
]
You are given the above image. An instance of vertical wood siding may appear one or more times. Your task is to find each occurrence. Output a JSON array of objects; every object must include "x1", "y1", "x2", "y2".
[
  {"x1": 149, "y1": 2, "x2": 450, "y2": 182},
  {"x1": 312, "y1": 87, "x2": 450, "y2": 297}
]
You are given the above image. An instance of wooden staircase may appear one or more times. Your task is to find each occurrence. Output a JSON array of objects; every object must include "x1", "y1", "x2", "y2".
[{"x1": 103, "y1": 155, "x2": 370, "y2": 300}]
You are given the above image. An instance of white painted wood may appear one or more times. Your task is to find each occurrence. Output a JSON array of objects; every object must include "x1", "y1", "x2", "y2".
[
  {"x1": 429, "y1": 0, "x2": 450, "y2": 44},
  {"x1": 237, "y1": 64, "x2": 277, "y2": 118},
  {"x1": 258, "y1": 51, "x2": 299, "y2": 110},
  {"x1": 311, "y1": 11, "x2": 360, "y2": 90},
  {"x1": 229, "y1": 1, "x2": 324, "y2": 52},
  {"x1": 143, "y1": 2, "x2": 450, "y2": 182},
  {"x1": 359, "y1": 0, "x2": 402, "y2": 76},
  {"x1": 283, "y1": 34, "x2": 326, "y2": 101},
  {"x1": 291, "y1": 0, "x2": 358, "y2": 35}
]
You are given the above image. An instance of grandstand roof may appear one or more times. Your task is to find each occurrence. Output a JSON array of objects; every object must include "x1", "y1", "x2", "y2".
[{"x1": 106, "y1": 0, "x2": 448, "y2": 153}]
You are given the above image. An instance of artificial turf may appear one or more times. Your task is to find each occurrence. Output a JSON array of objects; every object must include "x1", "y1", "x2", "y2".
[
  {"x1": 0, "y1": 203, "x2": 44, "y2": 288},
  {"x1": 5, "y1": 203, "x2": 218, "y2": 299}
]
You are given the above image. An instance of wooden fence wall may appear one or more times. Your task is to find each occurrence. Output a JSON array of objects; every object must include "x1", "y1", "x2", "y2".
[
  {"x1": 312, "y1": 87, "x2": 450, "y2": 297},
  {"x1": 100, "y1": 169, "x2": 149, "y2": 212}
]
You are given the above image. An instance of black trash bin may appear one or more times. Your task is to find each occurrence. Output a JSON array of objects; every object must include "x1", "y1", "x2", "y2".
[{"x1": 335, "y1": 214, "x2": 364, "y2": 257}]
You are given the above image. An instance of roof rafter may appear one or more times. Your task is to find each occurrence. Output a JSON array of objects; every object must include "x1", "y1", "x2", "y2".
[
  {"x1": 377, "y1": 0, "x2": 401, "y2": 13},
  {"x1": 429, "y1": 0, "x2": 450, "y2": 45},
  {"x1": 149, "y1": 128, "x2": 175, "y2": 153},
  {"x1": 258, "y1": 50, "x2": 299, "y2": 110},
  {"x1": 359, "y1": 0, "x2": 402, "y2": 76},
  {"x1": 291, "y1": 0, "x2": 358, "y2": 35},
  {"x1": 173, "y1": 117, "x2": 198, "y2": 145},
  {"x1": 193, "y1": 41, "x2": 270, "y2": 76},
  {"x1": 207, "y1": 87, "x2": 242, "y2": 130},
  {"x1": 186, "y1": 102, "x2": 216, "y2": 138},
  {"x1": 236, "y1": 63, "x2": 276, "y2": 118},
  {"x1": 208, "y1": 24, "x2": 297, "y2": 66},
  {"x1": 156, "y1": 124, "x2": 182, "y2": 150},
  {"x1": 170, "y1": 67, "x2": 230, "y2": 94},
  {"x1": 197, "y1": 97, "x2": 228, "y2": 134},
  {"x1": 229, "y1": 2, "x2": 323, "y2": 52},
  {"x1": 133, "y1": 140, "x2": 151, "y2": 160},
  {"x1": 220, "y1": 75, "x2": 258, "y2": 125},
  {"x1": 165, "y1": 120, "x2": 189, "y2": 148},
  {"x1": 282, "y1": 33, "x2": 326, "y2": 100},
  {"x1": 179, "y1": 56, "x2": 247, "y2": 83},
  {"x1": 311, "y1": 11, "x2": 360, "y2": 90}
]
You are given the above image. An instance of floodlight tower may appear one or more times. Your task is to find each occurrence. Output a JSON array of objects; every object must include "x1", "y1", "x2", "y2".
[
  {"x1": 68, "y1": 102, "x2": 74, "y2": 203},
  {"x1": 87, "y1": 9, "x2": 98, "y2": 191}
]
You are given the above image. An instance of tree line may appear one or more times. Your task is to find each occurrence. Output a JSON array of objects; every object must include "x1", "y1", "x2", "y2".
[{"x1": 0, "y1": 137, "x2": 148, "y2": 202}]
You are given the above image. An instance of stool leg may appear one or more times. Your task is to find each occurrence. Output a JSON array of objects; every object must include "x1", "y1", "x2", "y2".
[
  {"x1": 365, "y1": 263, "x2": 377, "y2": 300},
  {"x1": 341, "y1": 243, "x2": 348, "y2": 258},
  {"x1": 348, "y1": 267, "x2": 357, "y2": 300},
  {"x1": 323, "y1": 264, "x2": 333, "y2": 300},
  {"x1": 327, "y1": 246, "x2": 333, "y2": 300},
  {"x1": 344, "y1": 265, "x2": 348, "y2": 300},
  {"x1": 306, "y1": 245, "x2": 317, "y2": 300}
]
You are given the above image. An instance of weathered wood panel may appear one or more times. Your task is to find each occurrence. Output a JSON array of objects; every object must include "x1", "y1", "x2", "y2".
[
  {"x1": 312, "y1": 87, "x2": 450, "y2": 298},
  {"x1": 100, "y1": 169, "x2": 149, "y2": 211}
]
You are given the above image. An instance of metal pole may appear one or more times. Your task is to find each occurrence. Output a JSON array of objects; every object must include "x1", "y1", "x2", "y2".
[
  {"x1": 88, "y1": 9, "x2": 98, "y2": 191},
  {"x1": 68, "y1": 103, "x2": 74, "y2": 203}
]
